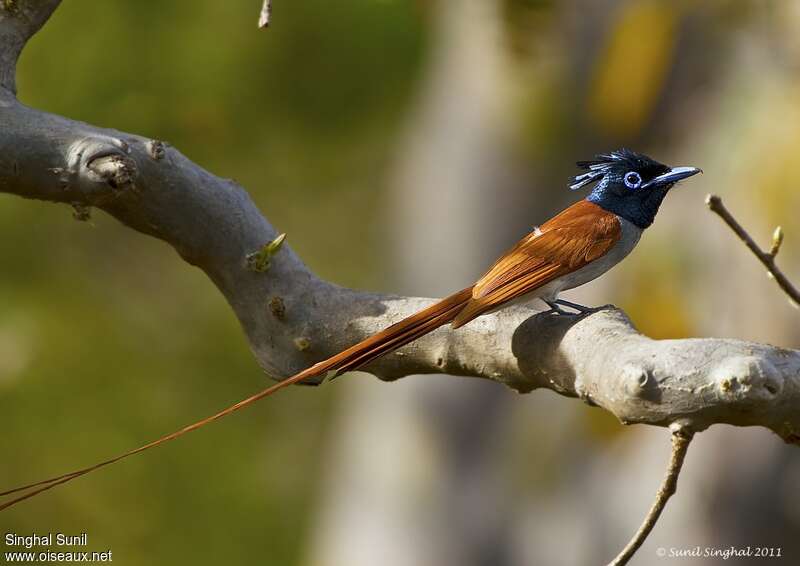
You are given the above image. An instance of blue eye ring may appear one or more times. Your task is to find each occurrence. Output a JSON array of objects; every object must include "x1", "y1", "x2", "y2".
[{"x1": 624, "y1": 171, "x2": 642, "y2": 189}]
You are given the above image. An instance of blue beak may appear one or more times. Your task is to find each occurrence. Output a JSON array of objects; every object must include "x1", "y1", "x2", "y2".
[{"x1": 641, "y1": 166, "x2": 702, "y2": 189}]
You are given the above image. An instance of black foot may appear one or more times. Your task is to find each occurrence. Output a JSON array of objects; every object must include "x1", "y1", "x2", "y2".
[
  {"x1": 542, "y1": 299, "x2": 571, "y2": 316},
  {"x1": 542, "y1": 299, "x2": 595, "y2": 315},
  {"x1": 554, "y1": 298, "x2": 595, "y2": 314}
]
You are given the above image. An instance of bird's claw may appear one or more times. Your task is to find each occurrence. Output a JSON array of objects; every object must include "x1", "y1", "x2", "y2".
[{"x1": 543, "y1": 299, "x2": 596, "y2": 316}]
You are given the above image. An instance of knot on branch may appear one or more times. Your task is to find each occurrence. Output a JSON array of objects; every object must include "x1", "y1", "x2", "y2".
[
  {"x1": 66, "y1": 137, "x2": 138, "y2": 201},
  {"x1": 86, "y1": 153, "x2": 136, "y2": 190},
  {"x1": 146, "y1": 139, "x2": 165, "y2": 160},
  {"x1": 622, "y1": 363, "x2": 659, "y2": 401},
  {"x1": 710, "y1": 355, "x2": 782, "y2": 402}
]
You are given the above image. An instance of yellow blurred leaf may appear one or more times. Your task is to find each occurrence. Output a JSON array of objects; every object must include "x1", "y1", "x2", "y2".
[{"x1": 588, "y1": 0, "x2": 679, "y2": 139}]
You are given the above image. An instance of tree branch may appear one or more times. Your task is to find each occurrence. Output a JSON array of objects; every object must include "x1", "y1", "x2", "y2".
[
  {"x1": 1, "y1": 2, "x2": 799, "y2": 450},
  {"x1": 608, "y1": 428, "x2": 694, "y2": 566},
  {"x1": 0, "y1": 0, "x2": 61, "y2": 93},
  {"x1": 258, "y1": 0, "x2": 271, "y2": 28},
  {"x1": 706, "y1": 194, "x2": 800, "y2": 306}
]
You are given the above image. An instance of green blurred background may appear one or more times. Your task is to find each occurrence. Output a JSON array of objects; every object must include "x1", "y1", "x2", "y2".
[{"x1": 2, "y1": 1, "x2": 799, "y2": 565}]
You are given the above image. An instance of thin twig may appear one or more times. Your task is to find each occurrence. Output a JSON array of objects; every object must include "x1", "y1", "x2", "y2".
[
  {"x1": 707, "y1": 194, "x2": 800, "y2": 307},
  {"x1": 608, "y1": 429, "x2": 694, "y2": 566},
  {"x1": 258, "y1": 0, "x2": 271, "y2": 28}
]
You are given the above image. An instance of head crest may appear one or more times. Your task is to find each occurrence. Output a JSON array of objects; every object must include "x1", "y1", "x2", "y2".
[{"x1": 569, "y1": 149, "x2": 654, "y2": 190}]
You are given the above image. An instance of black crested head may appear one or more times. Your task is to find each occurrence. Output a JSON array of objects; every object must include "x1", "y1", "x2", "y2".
[
  {"x1": 570, "y1": 149, "x2": 669, "y2": 191},
  {"x1": 569, "y1": 149, "x2": 701, "y2": 229}
]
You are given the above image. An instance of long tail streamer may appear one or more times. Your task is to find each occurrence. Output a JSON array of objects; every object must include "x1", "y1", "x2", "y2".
[{"x1": 1, "y1": 287, "x2": 473, "y2": 510}]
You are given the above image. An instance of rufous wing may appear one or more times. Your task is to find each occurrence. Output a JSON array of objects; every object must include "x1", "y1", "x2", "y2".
[{"x1": 451, "y1": 200, "x2": 621, "y2": 328}]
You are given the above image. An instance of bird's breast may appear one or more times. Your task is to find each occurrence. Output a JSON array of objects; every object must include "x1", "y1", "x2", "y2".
[{"x1": 538, "y1": 215, "x2": 642, "y2": 300}]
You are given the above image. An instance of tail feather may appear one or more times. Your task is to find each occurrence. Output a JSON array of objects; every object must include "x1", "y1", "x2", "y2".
[{"x1": 0, "y1": 287, "x2": 473, "y2": 511}]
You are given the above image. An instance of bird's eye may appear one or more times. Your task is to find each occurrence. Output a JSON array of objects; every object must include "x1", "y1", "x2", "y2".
[{"x1": 624, "y1": 171, "x2": 642, "y2": 189}]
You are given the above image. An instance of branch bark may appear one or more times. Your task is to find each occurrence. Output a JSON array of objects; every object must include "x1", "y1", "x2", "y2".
[
  {"x1": 0, "y1": 0, "x2": 61, "y2": 93},
  {"x1": 1, "y1": 1, "x2": 799, "y2": 448}
]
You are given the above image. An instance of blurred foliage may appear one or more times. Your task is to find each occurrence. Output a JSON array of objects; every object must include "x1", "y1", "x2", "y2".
[{"x1": 587, "y1": 0, "x2": 679, "y2": 139}]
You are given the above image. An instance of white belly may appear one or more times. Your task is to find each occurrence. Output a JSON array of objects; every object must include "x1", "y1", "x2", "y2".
[{"x1": 531, "y1": 215, "x2": 642, "y2": 302}]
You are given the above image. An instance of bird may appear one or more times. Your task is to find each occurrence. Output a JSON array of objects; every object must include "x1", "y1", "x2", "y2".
[{"x1": 0, "y1": 149, "x2": 701, "y2": 509}]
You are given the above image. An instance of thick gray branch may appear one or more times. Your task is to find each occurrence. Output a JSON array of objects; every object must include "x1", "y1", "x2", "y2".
[
  {"x1": 1, "y1": 1, "x2": 799, "y2": 446},
  {"x1": 0, "y1": 0, "x2": 61, "y2": 93}
]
